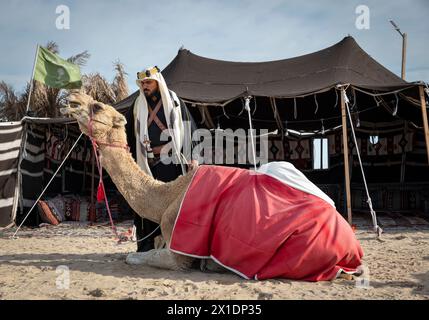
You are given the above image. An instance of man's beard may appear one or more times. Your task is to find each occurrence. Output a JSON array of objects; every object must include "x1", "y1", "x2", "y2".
[{"x1": 144, "y1": 90, "x2": 160, "y2": 101}]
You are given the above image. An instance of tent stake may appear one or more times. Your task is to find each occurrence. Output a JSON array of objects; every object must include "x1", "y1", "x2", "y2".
[
  {"x1": 419, "y1": 85, "x2": 429, "y2": 165},
  {"x1": 340, "y1": 88, "x2": 353, "y2": 225}
]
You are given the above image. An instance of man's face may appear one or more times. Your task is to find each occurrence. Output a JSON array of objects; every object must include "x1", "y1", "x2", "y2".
[{"x1": 141, "y1": 79, "x2": 159, "y2": 97}]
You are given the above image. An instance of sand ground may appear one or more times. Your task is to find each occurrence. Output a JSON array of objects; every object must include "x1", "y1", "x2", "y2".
[{"x1": 0, "y1": 220, "x2": 428, "y2": 300}]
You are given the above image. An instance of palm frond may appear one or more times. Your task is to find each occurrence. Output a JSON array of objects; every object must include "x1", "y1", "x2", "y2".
[
  {"x1": 0, "y1": 81, "x2": 29, "y2": 121},
  {"x1": 45, "y1": 41, "x2": 59, "y2": 54},
  {"x1": 112, "y1": 60, "x2": 129, "y2": 102},
  {"x1": 67, "y1": 50, "x2": 91, "y2": 67},
  {"x1": 82, "y1": 73, "x2": 116, "y2": 104}
]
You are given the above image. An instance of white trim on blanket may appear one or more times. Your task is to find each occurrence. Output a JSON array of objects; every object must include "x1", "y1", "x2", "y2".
[
  {"x1": 169, "y1": 247, "x2": 252, "y2": 280},
  {"x1": 255, "y1": 268, "x2": 360, "y2": 281},
  {"x1": 210, "y1": 255, "x2": 251, "y2": 280},
  {"x1": 169, "y1": 248, "x2": 210, "y2": 260}
]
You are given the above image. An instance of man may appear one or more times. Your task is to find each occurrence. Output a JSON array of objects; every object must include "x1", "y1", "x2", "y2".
[{"x1": 125, "y1": 66, "x2": 198, "y2": 252}]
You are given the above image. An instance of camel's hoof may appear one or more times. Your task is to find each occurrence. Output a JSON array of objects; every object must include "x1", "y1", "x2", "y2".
[
  {"x1": 126, "y1": 252, "x2": 147, "y2": 265},
  {"x1": 338, "y1": 273, "x2": 354, "y2": 281}
]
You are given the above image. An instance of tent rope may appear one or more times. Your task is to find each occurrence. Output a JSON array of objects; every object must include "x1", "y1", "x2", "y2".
[
  {"x1": 252, "y1": 96, "x2": 258, "y2": 116},
  {"x1": 333, "y1": 89, "x2": 338, "y2": 109},
  {"x1": 222, "y1": 105, "x2": 230, "y2": 119},
  {"x1": 392, "y1": 93, "x2": 399, "y2": 116},
  {"x1": 342, "y1": 88, "x2": 383, "y2": 239},
  {"x1": 245, "y1": 96, "x2": 257, "y2": 171},
  {"x1": 314, "y1": 94, "x2": 319, "y2": 114},
  {"x1": 230, "y1": 104, "x2": 380, "y2": 124},
  {"x1": 352, "y1": 85, "x2": 417, "y2": 97},
  {"x1": 238, "y1": 97, "x2": 246, "y2": 116},
  {"x1": 270, "y1": 97, "x2": 284, "y2": 132},
  {"x1": 373, "y1": 95, "x2": 382, "y2": 107}
]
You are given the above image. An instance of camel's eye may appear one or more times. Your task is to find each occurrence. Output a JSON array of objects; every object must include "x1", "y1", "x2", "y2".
[{"x1": 92, "y1": 103, "x2": 104, "y2": 113}]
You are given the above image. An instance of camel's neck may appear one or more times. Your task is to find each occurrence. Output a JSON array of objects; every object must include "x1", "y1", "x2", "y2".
[{"x1": 96, "y1": 128, "x2": 166, "y2": 223}]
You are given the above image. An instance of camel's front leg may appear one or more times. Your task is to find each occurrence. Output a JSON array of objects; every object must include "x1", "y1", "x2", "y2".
[{"x1": 126, "y1": 248, "x2": 193, "y2": 271}]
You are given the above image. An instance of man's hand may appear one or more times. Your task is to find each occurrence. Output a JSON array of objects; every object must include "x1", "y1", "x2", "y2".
[{"x1": 188, "y1": 159, "x2": 199, "y2": 171}]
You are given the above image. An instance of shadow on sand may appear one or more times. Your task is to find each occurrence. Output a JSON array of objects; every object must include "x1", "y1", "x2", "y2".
[{"x1": 0, "y1": 252, "x2": 247, "y2": 285}]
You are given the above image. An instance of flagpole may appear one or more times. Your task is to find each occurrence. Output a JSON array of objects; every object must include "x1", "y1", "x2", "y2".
[
  {"x1": 25, "y1": 44, "x2": 39, "y2": 114},
  {"x1": 16, "y1": 44, "x2": 39, "y2": 229}
]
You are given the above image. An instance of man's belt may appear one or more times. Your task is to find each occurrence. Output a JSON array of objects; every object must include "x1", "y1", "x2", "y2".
[
  {"x1": 147, "y1": 153, "x2": 161, "y2": 168},
  {"x1": 151, "y1": 144, "x2": 168, "y2": 156},
  {"x1": 147, "y1": 143, "x2": 169, "y2": 168}
]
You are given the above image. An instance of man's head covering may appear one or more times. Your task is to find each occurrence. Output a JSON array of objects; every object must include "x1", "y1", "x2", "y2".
[
  {"x1": 136, "y1": 66, "x2": 161, "y2": 83},
  {"x1": 135, "y1": 66, "x2": 166, "y2": 92}
]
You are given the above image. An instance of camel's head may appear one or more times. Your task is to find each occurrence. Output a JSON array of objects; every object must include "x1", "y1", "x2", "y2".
[{"x1": 60, "y1": 92, "x2": 127, "y2": 140}]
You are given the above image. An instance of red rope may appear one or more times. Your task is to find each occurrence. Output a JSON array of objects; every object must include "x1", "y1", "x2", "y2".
[{"x1": 88, "y1": 110, "x2": 130, "y2": 243}]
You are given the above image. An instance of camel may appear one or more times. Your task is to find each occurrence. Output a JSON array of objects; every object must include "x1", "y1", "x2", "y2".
[
  {"x1": 60, "y1": 92, "x2": 210, "y2": 271},
  {"x1": 60, "y1": 92, "x2": 362, "y2": 281}
]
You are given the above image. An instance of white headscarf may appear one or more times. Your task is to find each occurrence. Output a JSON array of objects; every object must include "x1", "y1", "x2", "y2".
[{"x1": 134, "y1": 67, "x2": 186, "y2": 176}]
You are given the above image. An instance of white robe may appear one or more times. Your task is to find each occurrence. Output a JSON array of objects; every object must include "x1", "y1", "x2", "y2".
[{"x1": 134, "y1": 71, "x2": 186, "y2": 176}]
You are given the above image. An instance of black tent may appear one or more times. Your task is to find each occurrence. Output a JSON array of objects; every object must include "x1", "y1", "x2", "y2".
[{"x1": 116, "y1": 36, "x2": 429, "y2": 221}]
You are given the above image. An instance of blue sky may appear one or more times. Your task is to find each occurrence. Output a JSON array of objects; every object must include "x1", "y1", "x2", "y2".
[{"x1": 1, "y1": 0, "x2": 428, "y2": 93}]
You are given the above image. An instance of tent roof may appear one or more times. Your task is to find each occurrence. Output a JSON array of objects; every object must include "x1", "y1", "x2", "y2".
[{"x1": 161, "y1": 36, "x2": 419, "y2": 103}]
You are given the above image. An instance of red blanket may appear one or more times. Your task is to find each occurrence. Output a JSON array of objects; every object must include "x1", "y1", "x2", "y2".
[{"x1": 170, "y1": 162, "x2": 363, "y2": 281}]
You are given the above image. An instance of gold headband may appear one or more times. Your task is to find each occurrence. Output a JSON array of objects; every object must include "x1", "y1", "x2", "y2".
[{"x1": 137, "y1": 66, "x2": 160, "y2": 80}]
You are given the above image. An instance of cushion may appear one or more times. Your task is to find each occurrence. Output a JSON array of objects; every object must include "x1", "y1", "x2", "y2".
[{"x1": 38, "y1": 200, "x2": 60, "y2": 225}]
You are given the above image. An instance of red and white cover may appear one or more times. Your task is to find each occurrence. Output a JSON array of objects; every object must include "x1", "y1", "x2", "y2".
[{"x1": 170, "y1": 162, "x2": 363, "y2": 281}]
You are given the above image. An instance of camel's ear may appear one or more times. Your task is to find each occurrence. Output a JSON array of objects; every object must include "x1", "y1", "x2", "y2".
[{"x1": 113, "y1": 114, "x2": 127, "y2": 127}]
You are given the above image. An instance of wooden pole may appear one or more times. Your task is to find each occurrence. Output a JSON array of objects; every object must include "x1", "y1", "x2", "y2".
[
  {"x1": 401, "y1": 33, "x2": 407, "y2": 80},
  {"x1": 340, "y1": 88, "x2": 353, "y2": 225},
  {"x1": 25, "y1": 45, "x2": 40, "y2": 114},
  {"x1": 419, "y1": 85, "x2": 429, "y2": 165}
]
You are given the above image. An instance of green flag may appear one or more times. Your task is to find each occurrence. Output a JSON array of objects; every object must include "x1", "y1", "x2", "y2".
[{"x1": 33, "y1": 46, "x2": 82, "y2": 89}]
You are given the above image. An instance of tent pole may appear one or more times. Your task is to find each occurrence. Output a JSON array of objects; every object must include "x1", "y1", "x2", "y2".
[
  {"x1": 340, "y1": 88, "x2": 353, "y2": 225},
  {"x1": 419, "y1": 85, "x2": 429, "y2": 165}
]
